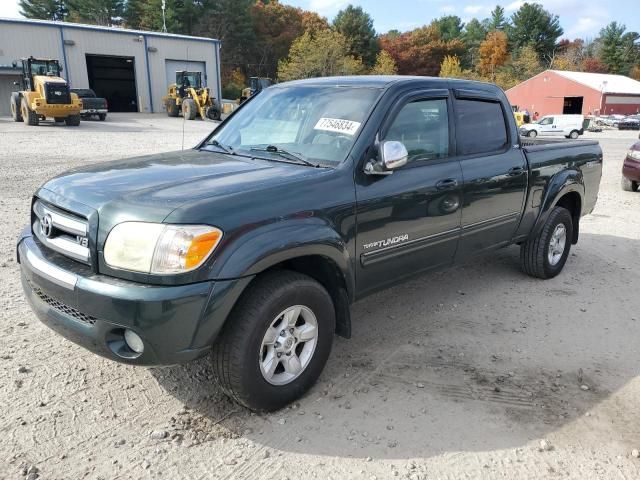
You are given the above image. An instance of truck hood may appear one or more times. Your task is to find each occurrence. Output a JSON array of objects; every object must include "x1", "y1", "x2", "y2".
[{"x1": 40, "y1": 148, "x2": 323, "y2": 221}]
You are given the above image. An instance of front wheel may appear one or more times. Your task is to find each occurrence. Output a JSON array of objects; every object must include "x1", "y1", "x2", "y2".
[
  {"x1": 621, "y1": 176, "x2": 639, "y2": 192},
  {"x1": 528, "y1": 130, "x2": 538, "y2": 138},
  {"x1": 212, "y1": 271, "x2": 335, "y2": 411},
  {"x1": 182, "y1": 99, "x2": 197, "y2": 120},
  {"x1": 11, "y1": 92, "x2": 22, "y2": 122},
  {"x1": 521, "y1": 207, "x2": 573, "y2": 279}
]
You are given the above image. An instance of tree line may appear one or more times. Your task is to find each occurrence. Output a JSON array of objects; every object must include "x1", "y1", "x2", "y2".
[{"x1": 19, "y1": 0, "x2": 640, "y2": 96}]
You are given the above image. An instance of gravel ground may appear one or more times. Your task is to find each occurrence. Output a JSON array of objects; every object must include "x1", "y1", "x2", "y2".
[{"x1": 1, "y1": 113, "x2": 640, "y2": 480}]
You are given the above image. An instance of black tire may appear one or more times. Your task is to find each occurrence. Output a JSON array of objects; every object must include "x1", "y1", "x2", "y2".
[
  {"x1": 98, "y1": 113, "x2": 107, "y2": 121},
  {"x1": 621, "y1": 176, "x2": 639, "y2": 192},
  {"x1": 569, "y1": 130, "x2": 579, "y2": 139},
  {"x1": 212, "y1": 270, "x2": 335, "y2": 411},
  {"x1": 520, "y1": 206, "x2": 574, "y2": 279},
  {"x1": 528, "y1": 130, "x2": 538, "y2": 138},
  {"x1": 11, "y1": 92, "x2": 22, "y2": 122},
  {"x1": 21, "y1": 98, "x2": 38, "y2": 126},
  {"x1": 166, "y1": 98, "x2": 179, "y2": 117},
  {"x1": 65, "y1": 114, "x2": 80, "y2": 126},
  {"x1": 54, "y1": 117, "x2": 65, "y2": 123},
  {"x1": 206, "y1": 104, "x2": 221, "y2": 121},
  {"x1": 182, "y1": 99, "x2": 196, "y2": 120}
]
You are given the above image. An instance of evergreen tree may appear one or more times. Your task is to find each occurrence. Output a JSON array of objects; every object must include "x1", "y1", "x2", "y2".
[
  {"x1": 487, "y1": 6, "x2": 507, "y2": 31},
  {"x1": 462, "y1": 18, "x2": 488, "y2": 68},
  {"x1": 510, "y1": 3, "x2": 563, "y2": 62},
  {"x1": 432, "y1": 15, "x2": 464, "y2": 42},
  {"x1": 597, "y1": 22, "x2": 640, "y2": 74},
  {"x1": 19, "y1": 0, "x2": 67, "y2": 21},
  {"x1": 67, "y1": 0, "x2": 124, "y2": 26},
  {"x1": 332, "y1": 5, "x2": 379, "y2": 67}
]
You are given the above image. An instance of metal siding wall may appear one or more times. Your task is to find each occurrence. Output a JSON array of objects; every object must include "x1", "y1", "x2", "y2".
[
  {"x1": 0, "y1": 23, "x2": 62, "y2": 74},
  {"x1": 60, "y1": 27, "x2": 150, "y2": 111},
  {"x1": 146, "y1": 36, "x2": 220, "y2": 113}
]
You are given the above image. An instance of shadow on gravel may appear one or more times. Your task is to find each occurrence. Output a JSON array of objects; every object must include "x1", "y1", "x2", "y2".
[{"x1": 151, "y1": 232, "x2": 640, "y2": 459}]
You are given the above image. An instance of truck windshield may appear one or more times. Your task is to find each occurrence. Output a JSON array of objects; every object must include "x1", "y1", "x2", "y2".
[{"x1": 206, "y1": 85, "x2": 382, "y2": 166}]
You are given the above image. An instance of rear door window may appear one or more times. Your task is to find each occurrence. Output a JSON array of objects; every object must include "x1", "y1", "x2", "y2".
[{"x1": 455, "y1": 99, "x2": 508, "y2": 156}]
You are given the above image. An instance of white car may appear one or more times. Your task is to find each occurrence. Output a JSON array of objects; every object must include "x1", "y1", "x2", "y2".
[{"x1": 520, "y1": 114, "x2": 585, "y2": 139}]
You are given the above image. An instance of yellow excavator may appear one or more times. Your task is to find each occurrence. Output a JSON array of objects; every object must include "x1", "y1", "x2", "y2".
[
  {"x1": 162, "y1": 71, "x2": 221, "y2": 121},
  {"x1": 10, "y1": 56, "x2": 82, "y2": 126},
  {"x1": 240, "y1": 77, "x2": 272, "y2": 103}
]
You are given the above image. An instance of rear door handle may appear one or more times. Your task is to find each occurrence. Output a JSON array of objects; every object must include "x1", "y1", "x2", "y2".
[
  {"x1": 436, "y1": 178, "x2": 458, "y2": 190},
  {"x1": 508, "y1": 167, "x2": 525, "y2": 176}
]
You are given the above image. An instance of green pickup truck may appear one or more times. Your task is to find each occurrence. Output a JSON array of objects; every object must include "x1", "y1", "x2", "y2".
[{"x1": 18, "y1": 76, "x2": 602, "y2": 411}]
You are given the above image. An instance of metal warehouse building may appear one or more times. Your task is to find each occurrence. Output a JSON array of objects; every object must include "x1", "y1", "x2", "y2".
[
  {"x1": 506, "y1": 70, "x2": 640, "y2": 117},
  {"x1": 0, "y1": 17, "x2": 221, "y2": 116}
]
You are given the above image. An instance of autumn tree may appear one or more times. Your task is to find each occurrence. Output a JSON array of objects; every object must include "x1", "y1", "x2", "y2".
[
  {"x1": 278, "y1": 29, "x2": 364, "y2": 81},
  {"x1": 370, "y1": 50, "x2": 398, "y2": 75},
  {"x1": 630, "y1": 65, "x2": 640, "y2": 81},
  {"x1": 510, "y1": 3, "x2": 563, "y2": 62},
  {"x1": 301, "y1": 10, "x2": 329, "y2": 35},
  {"x1": 439, "y1": 55, "x2": 463, "y2": 78},
  {"x1": 478, "y1": 30, "x2": 509, "y2": 80},
  {"x1": 380, "y1": 25, "x2": 465, "y2": 76},
  {"x1": 332, "y1": 5, "x2": 379, "y2": 67},
  {"x1": 19, "y1": 0, "x2": 67, "y2": 21},
  {"x1": 552, "y1": 39, "x2": 586, "y2": 71},
  {"x1": 582, "y1": 57, "x2": 609, "y2": 73},
  {"x1": 509, "y1": 44, "x2": 543, "y2": 80},
  {"x1": 250, "y1": 1, "x2": 305, "y2": 78}
]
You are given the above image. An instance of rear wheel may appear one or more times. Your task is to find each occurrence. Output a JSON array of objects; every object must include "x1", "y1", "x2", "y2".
[
  {"x1": 65, "y1": 114, "x2": 80, "y2": 126},
  {"x1": 206, "y1": 104, "x2": 221, "y2": 121},
  {"x1": 520, "y1": 206, "x2": 573, "y2": 279},
  {"x1": 528, "y1": 130, "x2": 538, "y2": 138},
  {"x1": 11, "y1": 92, "x2": 22, "y2": 122},
  {"x1": 212, "y1": 270, "x2": 335, "y2": 411},
  {"x1": 21, "y1": 98, "x2": 38, "y2": 126},
  {"x1": 98, "y1": 113, "x2": 107, "y2": 121},
  {"x1": 182, "y1": 99, "x2": 197, "y2": 120},
  {"x1": 621, "y1": 176, "x2": 639, "y2": 192},
  {"x1": 569, "y1": 130, "x2": 579, "y2": 139}
]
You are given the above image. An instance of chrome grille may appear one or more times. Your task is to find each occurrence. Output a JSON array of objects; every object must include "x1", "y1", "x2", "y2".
[
  {"x1": 33, "y1": 199, "x2": 90, "y2": 264},
  {"x1": 28, "y1": 280, "x2": 97, "y2": 326}
]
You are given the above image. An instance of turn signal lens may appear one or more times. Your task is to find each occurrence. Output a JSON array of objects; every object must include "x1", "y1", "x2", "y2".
[{"x1": 185, "y1": 231, "x2": 223, "y2": 270}]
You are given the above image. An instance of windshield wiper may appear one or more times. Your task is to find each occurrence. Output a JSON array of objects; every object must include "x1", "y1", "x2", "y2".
[
  {"x1": 249, "y1": 145, "x2": 319, "y2": 167},
  {"x1": 208, "y1": 139, "x2": 234, "y2": 155}
]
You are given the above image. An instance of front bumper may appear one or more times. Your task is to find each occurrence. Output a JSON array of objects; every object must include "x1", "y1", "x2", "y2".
[
  {"x1": 18, "y1": 233, "x2": 252, "y2": 366},
  {"x1": 623, "y1": 156, "x2": 640, "y2": 182}
]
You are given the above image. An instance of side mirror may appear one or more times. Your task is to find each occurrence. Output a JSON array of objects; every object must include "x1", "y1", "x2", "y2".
[{"x1": 364, "y1": 140, "x2": 409, "y2": 175}]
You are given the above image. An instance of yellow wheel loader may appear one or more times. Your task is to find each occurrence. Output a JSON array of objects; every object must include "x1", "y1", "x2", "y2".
[
  {"x1": 239, "y1": 77, "x2": 272, "y2": 103},
  {"x1": 10, "y1": 57, "x2": 82, "y2": 126},
  {"x1": 162, "y1": 71, "x2": 222, "y2": 121}
]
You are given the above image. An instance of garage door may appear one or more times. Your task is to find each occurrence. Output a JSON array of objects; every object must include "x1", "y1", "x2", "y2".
[
  {"x1": 0, "y1": 73, "x2": 21, "y2": 117},
  {"x1": 165, "y1": 60, "x2": 206, "y2": 88}
]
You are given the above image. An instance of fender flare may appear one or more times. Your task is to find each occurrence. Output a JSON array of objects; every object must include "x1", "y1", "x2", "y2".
[
  {"x1": 213, "y1": 220, "x2": 355, "y2": 299},
  {"x1": 530, "y1": 169, "x2": 584, "y2": 241}
]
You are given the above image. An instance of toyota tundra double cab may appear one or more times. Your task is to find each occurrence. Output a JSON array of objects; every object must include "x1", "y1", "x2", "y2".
[{"x1": 18, "y1": 76, "x2": 602, "y2": 411}]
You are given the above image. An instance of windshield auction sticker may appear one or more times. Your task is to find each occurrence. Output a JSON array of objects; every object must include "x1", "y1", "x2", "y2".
[{"x1": 314, "y1": 118, "x2": 362, "y2": 136}]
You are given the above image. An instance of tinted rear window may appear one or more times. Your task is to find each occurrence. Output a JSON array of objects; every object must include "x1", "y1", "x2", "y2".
[{"x1": 455, "y1": 99, "x2": 508, "y2": 156}]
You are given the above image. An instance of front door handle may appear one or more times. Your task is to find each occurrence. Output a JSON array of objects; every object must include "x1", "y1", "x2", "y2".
[
  {"x1": 436, "y1": 178, "x2": 458, "y2": 190},
  {"x1": 508, "y1": 167, "x2": 525, "y2": 176}
]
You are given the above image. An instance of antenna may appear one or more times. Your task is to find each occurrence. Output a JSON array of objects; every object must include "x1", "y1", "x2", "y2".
[
  {"x1": 161, "y1": 0, "x2": 168, "y2": 33},
  {"x1": 181, "y1": 46, "x2": 189, "y2": 152}
]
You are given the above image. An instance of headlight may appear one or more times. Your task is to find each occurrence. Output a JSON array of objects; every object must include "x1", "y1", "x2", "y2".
[
  {"x1": 628, "y1": 149, "x2": 640, "y2": 161},
  {"x1": 104, "y1": 222, "x2": 223, "y2": 274}
]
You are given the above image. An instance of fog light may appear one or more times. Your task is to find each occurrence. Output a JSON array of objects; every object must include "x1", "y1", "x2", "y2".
[{"x1": 124, "y1": 329, "x2": 144, "y2": 354}]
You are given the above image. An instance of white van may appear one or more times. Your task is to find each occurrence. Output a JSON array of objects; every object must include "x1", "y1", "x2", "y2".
[{"x1": 520, "y1": 114, "x2": 585, "y2": 139}]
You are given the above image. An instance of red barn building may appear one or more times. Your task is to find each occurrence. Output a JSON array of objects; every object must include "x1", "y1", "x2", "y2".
[{"x1": 506, "y1": 70, "x2": 640, "y2": 117}]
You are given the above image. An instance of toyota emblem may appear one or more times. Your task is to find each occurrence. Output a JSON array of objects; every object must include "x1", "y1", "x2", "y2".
[{"x1": 41, "y1": 214, "x2": 53, "y2": 238}]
